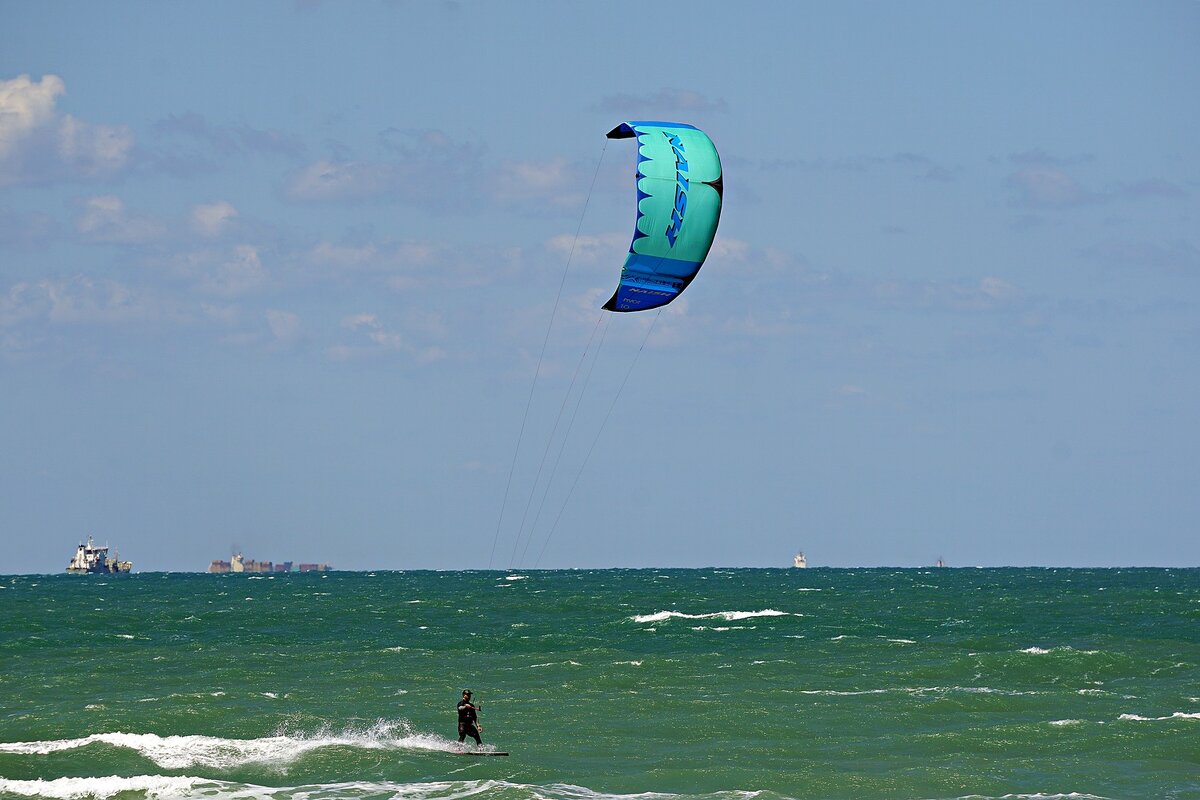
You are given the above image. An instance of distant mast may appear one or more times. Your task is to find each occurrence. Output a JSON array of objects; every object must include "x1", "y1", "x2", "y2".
[{"x1": 793, "y1": 551, "x2": 807, "y2": 568}]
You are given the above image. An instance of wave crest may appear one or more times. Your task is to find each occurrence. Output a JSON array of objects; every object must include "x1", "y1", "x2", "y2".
[
  {"x1": 630, "y1": 609, "x2": 791, "y2": 624},
  {"x1": 0, "y1": 720, "x2": 468, "y2": 770}
]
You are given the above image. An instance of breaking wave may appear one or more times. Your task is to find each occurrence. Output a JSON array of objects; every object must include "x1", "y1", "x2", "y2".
[
  {"x1": 1117, "y1": 712, "x2": 1200, "y2": 722},
  {"x1": 0, "y1": 720, "x2": 470, "y2": 770},
  {"x1": 630, "y1": 609, "x2": 791, "y2": 624},
  {"x1": 0, "y1": 777, "x2": 804, "y2": 800}
]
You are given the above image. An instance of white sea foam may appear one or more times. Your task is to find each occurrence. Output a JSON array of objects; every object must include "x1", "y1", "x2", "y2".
[
  {"x1": 504, "y1": 575, "x2": 528, "y2": 581},
  {"x1": 0, "y1": 777, "x2": 806, "y2": 800},
  {"x1": 952, "y1": 795, "x2": 1111, "y2": 800},
  {"x1": 630, "y1": 609, "x2": 791, "y2": 623},
  {"x1": 1049, "y1": 719, "x2": 1084, "y2": 726},
  {"x1": 0, "y1": 720, "x2": 462, "y2": 769},
  {"x1": 689, "y1": 625, "x2": 748, "y2": 632},
  {"x1": 1118, "y1": 711, "x2": 1200, "y2": 722},
  {"x1": 0, "y1": 775, "x2": 214, "y2": 799},
  {"x1": 1019, "y1": 646, "x2": 1100, "y2": 656},
  {"x1": 798, "y1": 686, "x2": 1044, "y2": 698}
]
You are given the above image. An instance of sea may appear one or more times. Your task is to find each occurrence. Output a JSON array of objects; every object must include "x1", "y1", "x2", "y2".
[{"x1": 0, "y1": 568, "x2": 1197, "y2": 800}]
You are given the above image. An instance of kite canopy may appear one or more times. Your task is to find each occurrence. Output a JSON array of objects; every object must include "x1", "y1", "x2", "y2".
[{"x1": 603, "y1": 121, "x2": 723, "y2": 313}]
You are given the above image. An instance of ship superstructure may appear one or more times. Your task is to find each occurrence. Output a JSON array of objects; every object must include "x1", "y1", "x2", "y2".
[{"x1": 67, "y1": 536, "x2": 132, "y2": 574}]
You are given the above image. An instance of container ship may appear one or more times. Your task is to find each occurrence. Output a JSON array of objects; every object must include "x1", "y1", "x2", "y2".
[
  {"x1": 66, "y1": 536, "x2": 132, "y2": 574},
  {"x1": 208, "y1": 553, "x2": 330, "y2": 573}
]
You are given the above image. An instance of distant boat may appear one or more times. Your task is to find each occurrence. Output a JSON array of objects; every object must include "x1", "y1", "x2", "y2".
[
  {"x1": 935, "y1": 558, "x2": 946, "y2": 568},
  {"x1": 66, "y1": 536, "x2": 132, "y2": 574},
  {"x1": 793, "y1": 551, "x2": 807, "y2": 568}
]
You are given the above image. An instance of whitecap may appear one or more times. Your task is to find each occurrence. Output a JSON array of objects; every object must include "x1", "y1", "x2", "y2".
[
  {"x1": 1119, "y1": 711, "x2": 1200, "y2": 721},
  {"x1": 0, "y1": 775, "x2": 213, "y2": 800},
  {"x1": 630, "y1": 609, "x2": 790, "y2": 624},
  {"x1": 0, "y1": 720, "x2": 462, "y2": 769}
]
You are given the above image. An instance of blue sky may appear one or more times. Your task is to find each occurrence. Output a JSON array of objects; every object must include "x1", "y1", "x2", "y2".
[{"x1": 2, "y1": 2, "x2": 1197, "y2": 572}]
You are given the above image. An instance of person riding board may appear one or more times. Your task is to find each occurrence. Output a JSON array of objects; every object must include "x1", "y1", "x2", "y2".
[{"x1": 457, "y1": 689, "x2": 483, "y2": 745}]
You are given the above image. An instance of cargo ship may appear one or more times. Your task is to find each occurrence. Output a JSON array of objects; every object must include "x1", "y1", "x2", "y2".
[
  {"x1": 208, "y1": 553, "x2": 330, "y2": 573},
  {"x1": 67, "y1": 536, "x2": 132, "y2": 574}
]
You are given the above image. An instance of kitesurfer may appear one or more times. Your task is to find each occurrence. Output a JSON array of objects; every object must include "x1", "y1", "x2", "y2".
[{"x1": 457, "y1": 689, "x2": 483, "y2": 745}]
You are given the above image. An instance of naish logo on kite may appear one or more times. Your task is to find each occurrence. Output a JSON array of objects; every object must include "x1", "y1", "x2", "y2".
[{"x1": 663, "y1": 131, "x2": 688, "y2": 247}]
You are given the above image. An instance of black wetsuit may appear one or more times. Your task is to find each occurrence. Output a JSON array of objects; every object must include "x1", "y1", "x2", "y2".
[{"x1": 457, "y1": 698, "x2": 482, "y2": 744}]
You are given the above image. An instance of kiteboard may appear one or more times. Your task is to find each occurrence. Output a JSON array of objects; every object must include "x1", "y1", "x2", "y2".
[{"x1": 455, "y1": 751, "x2": 509, "y2": 756}]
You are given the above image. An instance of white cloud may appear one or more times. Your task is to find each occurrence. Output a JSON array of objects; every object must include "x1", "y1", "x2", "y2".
[
  {"x1": 200, "y1": 303, "x2": 239, "y2": 325},
  {"x1": 544, "y1": 232, "x2": 627, "y2": 264},
  {"x1": 710, "y1": 236, "x2": 750, "y2": 262},
  {"x1": 330, "y1": 311, "x2": 447, "y2": 363},
  {"x1": 979, "y1": 276, "x2": 1018, "y2": 301},
  {"x1": 1007, "y1": 167, "x2": 1097, "y2": 208},
  {"x1": 0, "y1": 74, "x2": 132, "y2": 185},
  {"x1": 309, "y1": 240, "x2": 438, "y2": 272},
  {"x1": 203, "y1": 245, "x2": 267, "y2": 296},
  {"x1": 309, "y1": 238, "x2": 515, "y2": 292},
  {"x1": 492, "y1": 157, "x2": 583, "y2": 208},
  {"x1": 57, "y1": 114, "x2": 133, "y2": 177},
  {"x1": 342, "y1": 312, "x2": 402, "y2": 348},
  {"x1": 286, "y1": 129, "x2": 590, "y2": 215},
  {"x1": 311, "y1": 241, "x2": 380, "y2": 268},
  {"x1": 873, "y1": 276, "x2": 1024, "y2": 312},
  {"x1": 0, "y1": 282, "x2": 43, "y2": 327},
  {"x1": 286, "y1": 159, "x2": 391, "y2": 202},
  {"x1": 77, "y1": 195, "x2": 164, "y2": 243},
  {"x1": 0, "y1": 74, "x2": 63, "y2": 157},
  {"x1": 191, "y1": 201, "x2": 238, "y2": 237},
  {"x1": 265, "y1": 308, "x2": 302, "y2": 344},
  {"x1": 163, "y1": 244, "x2": 268, "y2": 296},
  {"x1": 1, "y1": 275, "x2": 177, "y2": 327}
]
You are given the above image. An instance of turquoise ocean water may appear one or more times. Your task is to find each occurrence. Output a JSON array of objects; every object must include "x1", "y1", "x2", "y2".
[{"x1": 1, "y1": 568, "x2": 1197, "y2": 800}]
